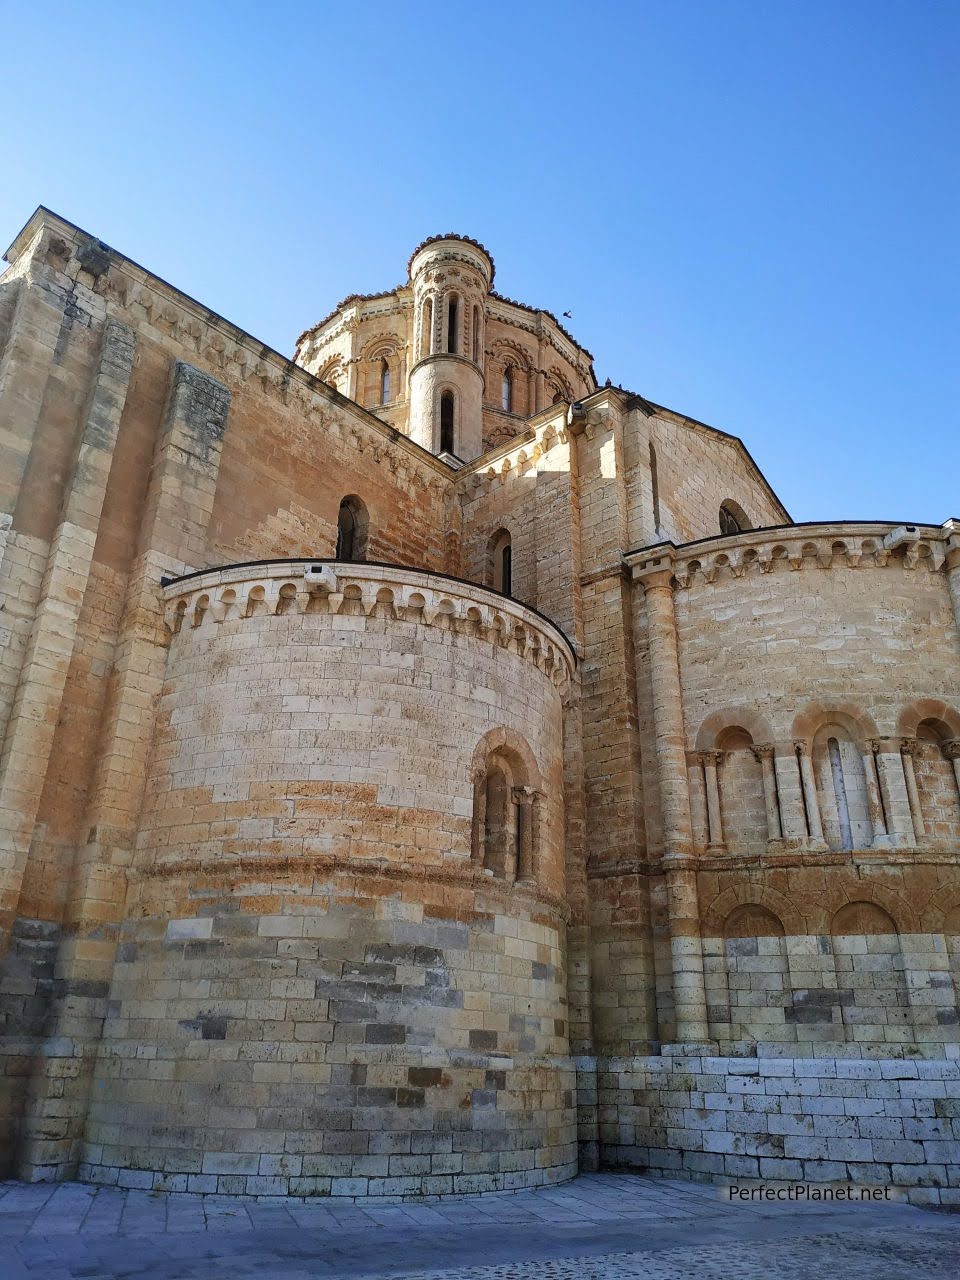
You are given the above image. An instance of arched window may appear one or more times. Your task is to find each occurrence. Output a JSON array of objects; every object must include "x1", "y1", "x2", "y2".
[
  {"x1": 471, "y1": 734, "x2": 541, "y2": 883},
  {"x1": 319, "y1": 360, "x2": 341, "y2": 392},
  {"x1": 812, "y1": 722, "x2": 871, "y2": 851},
  {"x1": 379, "y1": 358, "x2": 390, "y2": 405},
  {"x1": 439, "y1": 391, "x2": 455, "y2": 454},
  {"x1": 472, "y1": 305, "x2": 481, "y2": 362},
  {"x1": 501, "y1": 366, "x2": 513, "y2": 413},
  {"x1": 335, "y1": 496, "x2": 368, "y2": 562},
  {"x1": 650, "y1": 443, "x2": 661, "y2": 533},
  {"x1": 421, "y1": 297, "x2": 434, "y2": 357},
  {"x1": 490, "y1": 529, "x2": 512, "y2": 596},
  {"x1": 719, "y1": 500, "x2": 751, "y2": 537},
  {"x1": 483, "y1": 757, "x2": 516, "y2": 879},
  {"x1": 446, "y1": 294, "x2": 459, "y2": 354},
  {"x1": 828, "y1": 737, "x2": 853, "y2": 850}
]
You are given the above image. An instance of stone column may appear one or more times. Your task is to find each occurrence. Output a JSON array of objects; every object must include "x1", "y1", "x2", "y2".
[
  {"x1": 0, "y1": 321, "x2": 136, "y2": 937},
  {"x1": 860, "y1": 743, "x2": 891, "y2": 847},
  {"x1": 773, "y1": 744, "x2": 808, "y2": 843},
  {"x1": 944, "y1": 740, "x2": 960, "y2": 805},
  {"x1": 628, "y1": 554, "x2": 710, "y2": 1045},
  {"x1": 513, "y1": 786, "x2": 537, "y2": 882},
  {"x1": 900, "y1": 739, "x2": 926, "y2": 842},
  {"x1": 701, "y1": 751, "x2": 726, "y2": 853},
  {"x1": 526, "y1": 368, "x2": 537, "y2": 417},
  {"x1": 871, "y1": 737, "x2": 916, "y2": 847},
  {"x1": 794, "y1": 740, "x2": 825, "y2": 845},
  {"x1": 18, "y1": 359, "x2": 232, "y2": 1181},
  {"x1": 752, "y1": 744, "x2": 783, "y2": 842},
  {"x1": 471, "y1": 770, "x2": 486, "y2": 865}
]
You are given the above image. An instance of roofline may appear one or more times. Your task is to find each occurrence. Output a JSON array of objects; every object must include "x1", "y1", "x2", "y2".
[
  {"x1": 294, "y1": 286, "x2": 407, "y2": 352},
  {"x1": 487, "y1": 291, "x2": 596, "y2": 366},
  {"x1": 406, "y1": 233, "x2": 495, "y2": 283},
  {"x1": 4, "y1": 206, "x2": 455, "y2": 480},
  {"x1": 579, "y1": 386, "x2": 792, "y2": 525},
  {"x1": 159, "y1": 555, "x2": 577, "y2": 666},
  {"x1": 624, "y1": 517, "x2": 949, "y2": 561},
  {"x1": 293, "y1": 281, "x2": 598, "y2": 379}
]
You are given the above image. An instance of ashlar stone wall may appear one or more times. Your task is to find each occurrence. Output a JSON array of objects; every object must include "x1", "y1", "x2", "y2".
[{"x1": 77, "y1": 562, "x2": 578, "y2": 1196}]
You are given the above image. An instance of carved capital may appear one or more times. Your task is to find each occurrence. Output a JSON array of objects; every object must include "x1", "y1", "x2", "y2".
[
  {"x1": 943, "y1": 739, "x2": 960, "y2": 762},
  {"x1": 512, "y1": 786, "x2": 536, "y2": 805},
  {"x1": 793, "y1": 739, "x2": 811, "y2": 757},
  {"x1": 700, "y1": 750, "x2": 724, "y2": 768},
  {"x1": 899, "y1": 737, "x2": 924, "y2": 759},
  {"x1": 751, "y1": 743, "x2": 776, "y2": 762}
]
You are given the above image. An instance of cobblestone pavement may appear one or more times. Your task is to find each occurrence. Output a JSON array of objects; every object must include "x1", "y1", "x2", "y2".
[{"x1": 1, "y1": 1173, "x2": 958, "y2": 1280}]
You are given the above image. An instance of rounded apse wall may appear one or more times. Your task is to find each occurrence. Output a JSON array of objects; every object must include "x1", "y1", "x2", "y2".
[{"x1": 80, "y1": 562, "x2": 577, "y2": 1197}]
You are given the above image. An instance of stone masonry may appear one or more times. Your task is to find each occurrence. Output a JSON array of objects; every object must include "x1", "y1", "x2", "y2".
[{"x1": 1, "y1": 210, "x2": 959, "y2": 1202}]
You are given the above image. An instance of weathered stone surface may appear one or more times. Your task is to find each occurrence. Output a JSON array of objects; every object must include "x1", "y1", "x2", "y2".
[{"x1": 0, "y1": 209, "x2": 958, "y2": 1198}]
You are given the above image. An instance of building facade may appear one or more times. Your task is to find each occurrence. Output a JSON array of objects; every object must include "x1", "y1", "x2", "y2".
[{"x1": 1, "y1": 210, "x2": 958, "y2": 1202}]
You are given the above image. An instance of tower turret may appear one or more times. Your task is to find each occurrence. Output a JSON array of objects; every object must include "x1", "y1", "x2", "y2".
[{"x1": 406, "y1": 235, "x2": 493, "y2": 461}]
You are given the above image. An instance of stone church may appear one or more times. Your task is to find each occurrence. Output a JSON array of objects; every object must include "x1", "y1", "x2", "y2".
[{"x1": 1, "y1": 211, "x2": 958, "y2": 1202}]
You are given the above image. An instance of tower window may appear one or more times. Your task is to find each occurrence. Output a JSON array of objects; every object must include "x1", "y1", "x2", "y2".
[
  {"x1": 336, "y1": 496, "x2": 368, "y2": 562},
  {"x1": 650, "y1": 443, "x2": 661, "y2": 533},
  {"x1": 379, "y1": 358, "x2": 390, "y2": 405},
  {"x1": 501, "y1": 367, "x2": 513, "y2": 413},
  {"x1": 491, "y1": 529, "x2": 512, "y2": 596},
  {"x1": 422, "y1": 297, "x2": 434, "y2": 357},
  {"x1": 447, "y1": 295, "x2": 459, "y2": 354},
  {"x1": 440, "y1": 391, "x2": 455, "y2": 454},
  {"x1": 472, "y1": 305, "x2": 481, "y2": 362}
]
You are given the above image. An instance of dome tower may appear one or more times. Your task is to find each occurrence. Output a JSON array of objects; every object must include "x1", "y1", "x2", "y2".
[{"x1": 407, "y1": 235, "x2": 493, "y2": 461}]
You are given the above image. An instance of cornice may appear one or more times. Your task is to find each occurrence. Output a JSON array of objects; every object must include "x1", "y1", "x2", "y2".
[{"x1": 161, "y1": 559, "x2": 577, "y2": 681}]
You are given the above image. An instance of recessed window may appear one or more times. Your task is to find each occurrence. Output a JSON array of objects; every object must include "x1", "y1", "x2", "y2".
[
  {"x1": 472, "y1": 739, "x2": 540, "y2": 883},
  {"x1": 472, "y1": 306, "x2": 481, "y2": 362},
  {"x1": 501, "y1": 367, "x2": 513, "y2": 413},
  {"x1": 719, "y1": 500, "x2": 750, "y2": 537},
  {"x1": 336, "y1": 495, "x2": 368, "y2": 562},
  {"x1": 650, "y1": 443, "x2": 660, "y2": 532},
  {"x1": 440, "y1": 391, "x2": 455, "y2": 454},
  {"x1": 491, "y1": 529, "x2": 512, "y2": 596},
  {"x1": 379, "y1": 359, "x2": 390, "y2": 405},
  {"x1": 446, "y1": 295, "x2": 459, "y2": 354},
  {"x1": 422, "y1": 297, "x2": 433, "y2": 357}
]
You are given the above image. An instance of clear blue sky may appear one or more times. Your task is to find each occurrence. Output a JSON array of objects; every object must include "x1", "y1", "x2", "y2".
[{"x1": 4, "y1": 1, "x2": 957, "y2": 523}]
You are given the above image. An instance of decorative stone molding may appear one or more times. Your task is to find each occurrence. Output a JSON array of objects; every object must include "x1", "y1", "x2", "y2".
[
  {"x1": 161, "y1": 560, "x2": 576, "y2": 690},
  {"x1": 635, "y1": 523, "x2": 949, "y2": 592}
]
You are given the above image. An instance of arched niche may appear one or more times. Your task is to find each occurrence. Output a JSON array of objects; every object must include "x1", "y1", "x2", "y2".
[{"x1": 335, "y1": 495, "x2": 369, "y2": 562}]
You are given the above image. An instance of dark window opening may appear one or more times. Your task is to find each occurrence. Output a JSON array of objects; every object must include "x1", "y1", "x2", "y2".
[
  {"x1": 336, "y1": 496, "x2": 368, "y2": 562},
  {"x1": 501, "y1": 544, "x2": 512, "y2": 597},
  {"x1": 502, "y1": 367, "x2": 513, "y2": 412},
  {"x1": 447, "y1": 295, "x2": 459, "y2": 354},
  {"x1": 440, "y1": 392, "x2": 455, "y2": 453}
]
